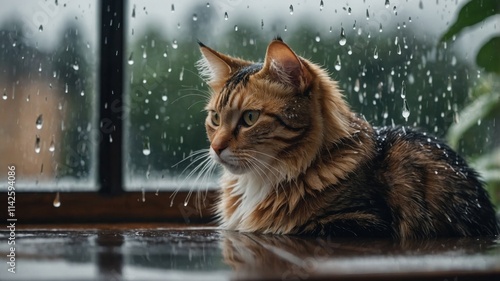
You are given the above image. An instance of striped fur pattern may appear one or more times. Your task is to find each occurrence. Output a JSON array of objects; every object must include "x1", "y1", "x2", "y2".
[{"x1": 197, "y1": 38, "x2": 498, "y2": 239}]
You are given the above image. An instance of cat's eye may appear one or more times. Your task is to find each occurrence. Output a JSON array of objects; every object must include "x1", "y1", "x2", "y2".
[
  {"x1": 242, "y1": 110, "x2": 260, "y2": 127},
  {"x1": 210, "y1": 111, "x2": 220, "y2": 126}
]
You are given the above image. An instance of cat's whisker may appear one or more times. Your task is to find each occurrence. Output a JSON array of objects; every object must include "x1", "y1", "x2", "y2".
[{"x1": 171, "y1": 149, "x2": 210, "y2": 168}]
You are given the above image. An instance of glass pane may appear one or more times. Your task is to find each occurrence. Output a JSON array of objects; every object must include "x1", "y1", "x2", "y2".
[
  {"x1": 124, "y1": 0, "x2": 500, "y2": 203},
  {"x1": 0, "y1": 1, "x2": 99, "y2": 191}
]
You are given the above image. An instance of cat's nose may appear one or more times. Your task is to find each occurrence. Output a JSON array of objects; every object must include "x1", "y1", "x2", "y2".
[{"x1": 211, "y1": 142, "x2": 228, "y2": 156}]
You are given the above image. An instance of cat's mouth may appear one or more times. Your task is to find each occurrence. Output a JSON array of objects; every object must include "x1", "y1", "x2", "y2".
[{"x1": 210, "y1": 149, "x2": 247, "y2": 175}]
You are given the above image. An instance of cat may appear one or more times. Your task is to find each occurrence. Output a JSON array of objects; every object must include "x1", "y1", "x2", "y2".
[{"x1": 196, "y1": 37, "x2": 498, "y2": 239}]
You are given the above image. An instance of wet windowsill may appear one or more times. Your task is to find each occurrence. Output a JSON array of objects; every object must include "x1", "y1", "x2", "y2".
[{"x1": 1, "y1": 223, "x2": 499, "y2": 280}]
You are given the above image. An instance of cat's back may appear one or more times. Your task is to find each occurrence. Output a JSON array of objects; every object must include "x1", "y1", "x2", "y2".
[{"x1": 373, "y1": 126, "x2": 498, "y2": 238}]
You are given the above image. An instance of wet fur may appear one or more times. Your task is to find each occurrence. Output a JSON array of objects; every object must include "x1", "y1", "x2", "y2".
[{"x1": 197, "y1": 38, "x2": 498, "y2": 239}]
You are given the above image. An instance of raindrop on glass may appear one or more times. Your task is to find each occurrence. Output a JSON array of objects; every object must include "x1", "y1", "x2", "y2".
[
  {"x1": 373, "y1": 47, "x2": 379, "y2": 59},
  {"x1": 334, "y1": 55, "x2": 341, "y2": 71},
  {"x1": 143, "y1": 137, "x2": 151, "y2": 156},
  {"x1": 39, "y1": 63, "x2": 42, "y2": 72},
  {"x1": 132, "y1": 5, "x2": 136, "y2": 17},
  {"x1": 379, "y1": 23, "x2": 383, "y2": 32},
  {"x1": 401, "y1": 81, "x2": 406, "y2": 98},
  {"x1": 36, "y1": 114, "x2": 43, "y2": 129},
  {"x1": 35, "y1": 135, "x2": 41, "y2": 153},
  {"x1": 354, "y1": 78, "x2": 360, "y2": 92},
  {"x1": 80, "y1": 90, "x2": 85, "y2": 96},
  {"x1": 419, "y1": 0, "x2": 423, "y2": 9},
  {"x1": 162, "y1": 95, "x2": 168, "y2": 102},
  {"x1": 366, "y1": 9, "x2": 369, "y2": 20},
  {"x1": 192, "y1": 13, "x2": 198, "y2": 21},
  {"x1": 402, "y1": 99, "x2": 410, "y2": 121},
  {"x1": 128, "y1": 52, "x2": 134, "y2": 65},
  {"x1": 39, "y1": 25, "x2": 43, "y2": 32},
  {"x1": 315, "y1": 33, "x2": 321, "y2": 42},
  {"x1": 348, "y1": 7, "x2": 351, "y2": 15},
  {"x1": 234, "y1": 25, "x2": 238, "y2": 31},
  {"x1": 65, "y1": 83, "x2": 68, "y2": 93},
  {"x1": 339, "y1": 27, "x2": 346, "y2": 46},
  {"x1": 172, "y1": 39, "x2": 178, "y2": 49},
  {"x1": 447, "y1": 76, "x2": 452, "y2": 91},
  {"x1": 72, "y1": 64, "x2": 79, "y2": 71},
  {"x1": 224, "y1": 12, "x2": 228, "y2": 20},
  {"x1": 289, "y1": 5, "x2": 294, "y2": 15},
  {"x1": 347, "y1": 45, "x2": 352, "y2": 55},
  {"x1": 171, "y1": 4, "x2": 175, "y2": 12},
  {"x1": 53, "y1": 192, "x2": 61, "y2": 208},
  {"x1": 385, "y1": 0, "x2": 390, "y2": 8},
  {"x1": 49, "y1": 136, "x2": 55, "y2": 152},
  {"x1": 2, "y1": 89, "x2": 7, "y2": 100},
  {"x1": 319, "y1": 0, "x2": 324, "y2": 11}
]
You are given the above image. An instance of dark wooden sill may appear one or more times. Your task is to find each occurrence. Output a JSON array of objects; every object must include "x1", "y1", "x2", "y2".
[{"x1": 0, "y1": 190, "x2": 217, "y2": 223}]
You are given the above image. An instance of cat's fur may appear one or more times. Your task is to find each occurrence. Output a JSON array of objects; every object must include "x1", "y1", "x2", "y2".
[{"x1": 197, "y1": 38, "x2": 498, "y2": 239}]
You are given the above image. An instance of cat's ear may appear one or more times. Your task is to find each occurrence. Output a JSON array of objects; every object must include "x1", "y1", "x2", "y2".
[
  {"x1": 259, "y1": 39, "x2": 312, "y2": 91},
  {"x1": 197, "y1": 42, "x2": 245, "y2": 88}
]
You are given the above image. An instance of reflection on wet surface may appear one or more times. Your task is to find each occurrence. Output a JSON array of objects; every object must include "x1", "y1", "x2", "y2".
[{"x1": 1, "y1": 225, "x2": 499, "y2": 280}]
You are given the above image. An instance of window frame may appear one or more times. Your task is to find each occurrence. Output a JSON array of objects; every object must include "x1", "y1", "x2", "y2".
[{"x1": 0, "y1": 0, "x2": 215, "y2": 224}]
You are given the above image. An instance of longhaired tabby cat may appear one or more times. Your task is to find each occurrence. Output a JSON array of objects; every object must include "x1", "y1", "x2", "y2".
[{"x1": 196, "y1": 37, "x2": 498, "y2": 239}]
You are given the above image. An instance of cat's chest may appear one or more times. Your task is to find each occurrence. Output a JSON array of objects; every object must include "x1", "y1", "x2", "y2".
[{"x1": 218, "y1": 174, "x2": 278, "y2": 232}]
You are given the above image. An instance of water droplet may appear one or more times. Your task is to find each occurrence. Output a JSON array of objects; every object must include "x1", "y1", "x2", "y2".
[
  {"x1": 162, "y1": 95, "x2": 168, "y2": 102},
  {"x1": 451, "y1": 56, "x2": 457, "y2": 66},
  {"x1": 72, "y1": 64, "x2": 79, "y2": 71},
  {"x1": 354, "y1": 78, "x2": 360, "y2": 92},
  {"x1": 339, "y1": 27, "x2": 346, "y2": 46},
  {"x1": 36, "y1": 114, "x2": 43, "y2": 129},
  {"x1": 447, "y1": 76, "x2": 452, "y2": 91},
  {"x1": 38, "y1": 25, "x2": 43, "y2": 32},
  {"x1": 402, "y1": 99, "x2": 410, "y2": 121},
  {"x1": 142, "y1": 189, "x2": 146, "y2": 202},
  {"x1": 143, "y1": 137, "x2": 151, "y2": 156},
  {"x1": 171, "y1": 4, "x2": 175, "y2": 12},
  {"x1": 80, "y1": 90, "x2": 85, "y2": 96},
  {"x1": 172, "y1": 40, "x2": 178, "y2": 49},
  {"x1": 289, "y1": 5, "x2": 294, "y2": 15},
  {"x1": 315, "y1": 33, "x2": 321, "y2": 42},
  {"x1": 65, "y1": 83, "x2": 68, "y2": 93},
  {"x1": 379, "y1": 23, "x2": 383, "y2": 32},
  {"x1": 401, "y1": 81, "x2": 406, "y2": 98},
  {"x1": 131, "y1": 5, "x2": 136, "y2": 17},
  {"x1": 179, "y1": 67, "x2": 184, "y2": 81},
  {"x1": 319, "y1": 0, "x2": 324, "y2": 11},
  {"x1": 347, "y1": 46, "x2": 352, "y2": 55},
  {"x1": 397, "y1": 44, "x2": 402, "y2": 55},
  {"x1": 2, "y1": 89, "x2": 7, "y2": 100},
  {"x1": 192, "y1": 13, "x2": 198, "y2": 21},
  {"x1": 385, "y1": 0, "x2": 390, "y2": 8},
  {"x1": 419, "y1": 0, "x2": 423, "y2": 9},
  {"x1": 373, "y1": 47, "x2": 379, "y2": 59},
  {"x1": 261, "y1": 19, "x2": 264, "y2": 29},
  {"x1": 53, "y1": 192, "x2": 61, "y2": 207},
  {"x1": 35, "y1": 135, "x2": 41, "y2": 153},
  {"x1": 347, "y1": 7, "x2": 351, "y2": 15},
  {"x1": 127, "y1": 52, "x2": 134, "y2": 65},
  {"x1": 49, "y1": 136, "x2": 55, "y2": 152},
  {"x1": 334, "y1": 55, "x2": 341, "y2": 70},
  {"x1": 224, "y1": 12, "x2": 228, "y2": 20},
  {"x1": 206, "y1": 2, "x2": 210, "y2": 8},
  {"x1": 39, "y1": 63, "x2": 42, "y2": 72},
  {"x1": 184, "y1": 201, "x2": 188, "y2": 207},
  {"x1": 366, "y1": 9, "x2": 370, "y2": 20}
]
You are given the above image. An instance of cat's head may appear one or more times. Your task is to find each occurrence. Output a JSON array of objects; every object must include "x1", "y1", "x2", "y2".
[{"x1": 197, "y1": 38, "x2": 350, "y2": 181}]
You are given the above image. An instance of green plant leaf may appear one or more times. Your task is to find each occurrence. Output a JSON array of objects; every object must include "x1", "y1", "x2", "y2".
[
  {"x1": 476, "y1": 36, "x2": 500, "y2": 75},
  {"x1": 446, "y1": 90, "x2": 500, "y2": 149},
  {"x1": 440, "y1": 0, "x2": 500, "y2": 42}
]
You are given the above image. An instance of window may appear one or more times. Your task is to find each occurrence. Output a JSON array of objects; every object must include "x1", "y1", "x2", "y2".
[{"x1": 1, "y1": 0, "x2": 499, "y2": 222}]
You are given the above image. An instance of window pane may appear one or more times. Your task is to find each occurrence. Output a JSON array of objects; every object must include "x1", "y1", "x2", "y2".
[
  {"x1": 124, "y1": 1, "x2": 499, "y2": 197},
  {"x1": 0, "y1": 1, "x2": 99, "y2": 191}
]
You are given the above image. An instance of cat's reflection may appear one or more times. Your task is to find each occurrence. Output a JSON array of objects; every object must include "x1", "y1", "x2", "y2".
[{"x1": 221, "y1": 231, "x2": 499, "y2": 280}]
